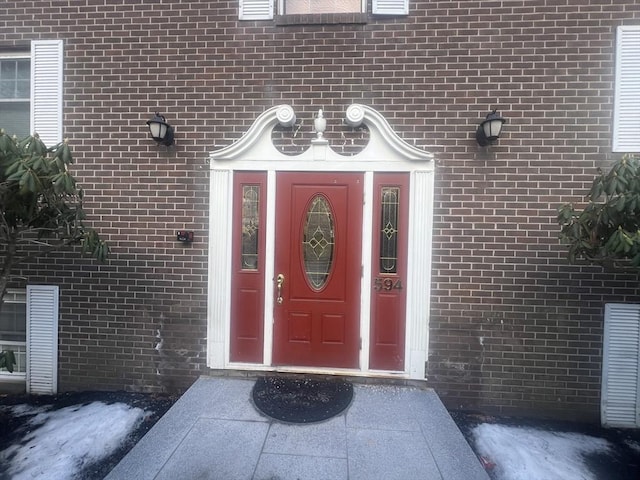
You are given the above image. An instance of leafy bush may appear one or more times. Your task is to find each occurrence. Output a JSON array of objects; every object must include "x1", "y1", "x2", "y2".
[
  {"x1": 558, "y1": 154, "x2": 640, "y2": 269},
  {"x1": 0, "y1": 350, "x2": 16, "y2": 373},
  {"x1": 0, "y1": 132, "x2": 108, "y2": 306}
]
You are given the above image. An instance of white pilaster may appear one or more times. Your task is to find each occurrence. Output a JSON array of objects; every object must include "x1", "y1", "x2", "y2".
[
  {"x1": 407, "y1": 170, "x2": 435, "y2": 379},
  {"x1": 207, "y1": 169, "x2": 232, "y2": 368}
]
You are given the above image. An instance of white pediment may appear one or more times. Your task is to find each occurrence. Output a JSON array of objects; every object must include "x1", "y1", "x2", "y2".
[{"x1": 210, "y1": 104, "x2": 434, "y2": 171}]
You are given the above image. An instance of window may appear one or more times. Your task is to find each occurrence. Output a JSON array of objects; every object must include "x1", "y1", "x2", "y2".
[
  {"x1": 0, "y1": 289, "x2": 27, "y2": 376},
  {"x1": 613, "y1": 25, "x2": 640, "y2": 152},
  {"x1": 0, "y1": 285, "x2": 59, "y2": 389},
  {"x1": 281, "y1": 0, "x2": 363, "y2": 15},
  {"x1": 379, "y1": 187, "x2": 400, "y2": 274},
  {"x1": 0, "y1": 40, "x2": 63, "y2": 146},
  {"x1": 241, "y1": 185, "x2": 261, "y2": 270},
  {"x1": 239, "y1": 0, "x2": 408, "y2": 20},
  {"x1": 302, "y1": 195, "x2": 335, "y2": 290},
  {"x1": 0, "y1": 55, "x2": 30, "y2": 138}
]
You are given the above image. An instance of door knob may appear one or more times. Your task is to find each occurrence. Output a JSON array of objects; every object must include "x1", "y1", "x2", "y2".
[{"x1": 276, "y1": 273, "x2": 285, "y2": 305}]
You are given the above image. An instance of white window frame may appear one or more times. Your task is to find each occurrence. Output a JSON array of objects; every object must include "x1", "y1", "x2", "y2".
[
  {"x1": 0, "y1": 285, "x2": 59, "y2": 394},
  {"x1": 0, "y1": 289, "x2": 27, "y2": 381},
  {"x1": 277, "y1": 0, "x2": 366, "y2": 15},
  {"x1": 613, "y1": 25, "x2": 640, "y2": 153},
  {"x1": 0, "y1": 52, "x2": 31, "y2": 139},
  {"x1": 239, "y1": 0, "x2": 408, "y2": 20},
  {"x1": 0, "y1": 40, "x2": 63, "y2": 145}
]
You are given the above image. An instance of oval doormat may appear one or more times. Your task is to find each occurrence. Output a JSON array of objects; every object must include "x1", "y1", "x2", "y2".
[{"x1": 252, "y1": 376, "x2": 353, "y2": 424}]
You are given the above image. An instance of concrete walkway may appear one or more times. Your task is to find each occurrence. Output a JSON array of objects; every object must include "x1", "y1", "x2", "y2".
[{"x1": 106, "y1": 376, "x2": 489, "y2": 480}]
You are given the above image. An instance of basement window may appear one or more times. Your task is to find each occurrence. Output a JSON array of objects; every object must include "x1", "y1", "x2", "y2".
[{"x1": 0, "y1": 289, "x2": 27, "y2": 377}]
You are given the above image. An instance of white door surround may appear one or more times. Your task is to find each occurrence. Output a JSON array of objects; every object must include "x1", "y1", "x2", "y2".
[{"x1": 207, "y1": 104, "x2": 435, "y2": 380}]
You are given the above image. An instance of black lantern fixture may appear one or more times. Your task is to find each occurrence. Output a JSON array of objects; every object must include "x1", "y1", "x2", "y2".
[
  {"x1": 146, "y1": 113, "x2": 174, "y2": 146},
  {"x1": 476, "y1": 109, "x2": 506, "y2": 146}
]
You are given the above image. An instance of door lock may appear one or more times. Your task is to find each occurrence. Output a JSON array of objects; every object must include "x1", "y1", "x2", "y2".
[{"x1": 276, "y1": 273, "x2": 285, "y2": 305}]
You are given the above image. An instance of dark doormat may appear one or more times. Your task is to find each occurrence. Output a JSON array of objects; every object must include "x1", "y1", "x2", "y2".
[{"x1": 252, "y1": 376, "x2": 354, "y2": 424}]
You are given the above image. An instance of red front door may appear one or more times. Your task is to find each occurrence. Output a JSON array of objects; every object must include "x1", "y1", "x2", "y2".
[{"x1": 272, "y1": 172, "x2": 363, "y2": 368}]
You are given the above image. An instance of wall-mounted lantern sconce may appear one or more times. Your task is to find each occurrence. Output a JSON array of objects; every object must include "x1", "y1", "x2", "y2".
[
  {"x1": 476, "y1": 109, "x2": 506, "y2": 146},
  {"x1": 146, "y1": 113, "x2": 174, "y2": 146}
]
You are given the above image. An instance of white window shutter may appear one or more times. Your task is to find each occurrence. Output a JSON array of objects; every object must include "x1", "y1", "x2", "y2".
[
  {"x1": 602, "y1": 303, "x2": 640, "y2": 427},
  {"x1": 613, "y1": 26, "x2": 640, "y2": 152},
  {"x1": 26, "y1": 285, "x2": 59, "y2": 395},
  {"x1": 31, "y1": 40, "x2": 64, "y2": 147},
  {"x1": 239, "y1": 0, "x2": 273, "y2": 20},
  {"x1": 372, "y1": 0, "x2": 409, "y2": 15}
]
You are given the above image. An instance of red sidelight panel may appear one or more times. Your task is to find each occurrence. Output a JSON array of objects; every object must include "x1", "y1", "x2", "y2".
[
  {"x1": 229, "y1": 172, "x2": 267, "y2": 363},
  {"x1": 370, "y1": 173, "x2": 409, "y2": 371}
]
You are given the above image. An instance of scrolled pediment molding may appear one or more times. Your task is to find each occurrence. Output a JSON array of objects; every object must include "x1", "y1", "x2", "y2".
[
  {"x1": 210, "y1": 103, "x2": 433, "y2": 166},
  {"x1": 344, "y1": 103, "x2": 433, "y2": 162},
  {"x1": 210, "y1": 104, "x2": 294, "y2": 162}
]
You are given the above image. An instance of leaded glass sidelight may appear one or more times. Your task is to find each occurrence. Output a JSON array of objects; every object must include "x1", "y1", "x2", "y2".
[
  {"x1": 380, "y1": 187, "x2": 400, "y2": 273},
  {"x1": 303, "y1": 195, "x2": 335, "y2": 289},
  {"x1": 241, "y1": 185, "x2": 260, "y2": 270}
]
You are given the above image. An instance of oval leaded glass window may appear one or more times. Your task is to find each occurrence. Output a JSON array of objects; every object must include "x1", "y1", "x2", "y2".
[{"x1": 302, "y1": 195, "x2": 335, "y2": 289}]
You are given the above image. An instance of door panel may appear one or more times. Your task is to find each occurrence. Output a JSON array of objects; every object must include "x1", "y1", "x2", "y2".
[
  {"x1": 273, "y1": 172, "x2": 363, "y2": 368},
  {"x1": 229, "y1": 172, "x2": 267, "y2": 363},
  {"x1": 370, "y1": 173, "x2": 409, "y2": 371}
]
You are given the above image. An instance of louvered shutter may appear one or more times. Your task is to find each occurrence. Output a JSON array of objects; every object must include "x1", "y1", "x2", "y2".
[
  {"x1": 31, "y1": 40, "x2": 63, "y2": 147},
  {"x1": 372, "y1": 0, "x2": 409, "y2": 15},
  {"x1": 26, "y1": 285, "x2": 59, "y2": 395},
  {"x1": 612, "y1": 26, "x2": 640, "y2": 152},
  {"x1": 602, "y1": 303, "x2": 640, "y2": 427},
  {"x1": 239, "y1": 0, "x2": 273, "y2": 20}
]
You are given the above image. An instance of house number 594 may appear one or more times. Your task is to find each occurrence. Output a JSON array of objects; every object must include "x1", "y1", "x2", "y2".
[{"x1": 373, "y1": 278, "x2": 403, "y2": 291}]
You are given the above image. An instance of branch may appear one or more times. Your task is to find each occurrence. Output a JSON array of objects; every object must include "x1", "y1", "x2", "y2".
[
  {"x1": 573, "y1": 251, "x2": 640, "y2": 274},
  {"x1": 11, "y1": 235, "x2": 84, "y2": 268}
]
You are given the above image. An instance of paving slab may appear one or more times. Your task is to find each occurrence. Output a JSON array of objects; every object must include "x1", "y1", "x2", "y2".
[
  {"x1": 347, "y1": 428, "x2": 441, "y2": 480},
  {"x1": 263, "y1": 416, "x2": 347, "y2": 458},
  {"x1": 346, "y1": 384, "x2": 421, "y2": 432},
  {"x1": 254, "y1": 453, "x2": 349, "y2": 480},
  {"x1": 412, "y1": 389, "x2": 490, "y2": 480},
  {"x1": 154, "y1": 418, "x2": 268, "y2": 480},
  {"x1": 106, "y1": 376, "x2": 490, "y2": 480}
]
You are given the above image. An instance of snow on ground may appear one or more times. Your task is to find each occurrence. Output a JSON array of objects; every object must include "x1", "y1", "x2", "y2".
[
  {"x1": 472, "y1": 423, "x2": 612, "y2": 480},
  {"x1": 1, "y1": 401, "x2": 147, "y2": 480},
  {"x1": 626, "y1": 439, "x2": 640, "y2": 454}
]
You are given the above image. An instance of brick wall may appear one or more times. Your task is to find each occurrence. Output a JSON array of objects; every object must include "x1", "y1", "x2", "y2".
[{"x1": 2, "y1": 1, "x2": 640, "y2": 418}]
